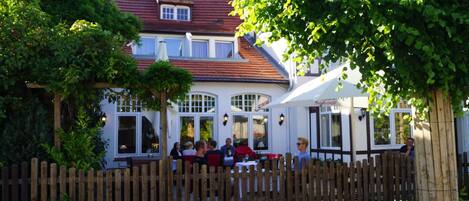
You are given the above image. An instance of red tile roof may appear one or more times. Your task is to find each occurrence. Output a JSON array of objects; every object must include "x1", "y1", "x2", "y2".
[{"x1": 116, "y1": 0, "x2": 241, "y2": 35}]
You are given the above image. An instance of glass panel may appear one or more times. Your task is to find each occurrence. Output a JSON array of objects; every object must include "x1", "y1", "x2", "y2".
[
  {"x1": 255, "y1": 95, "x2": 270, "y2": 112},
  {"x1": 231, "y1": 95, "x2": 243, "y2": 112},
  {"x1": 320, "y1": 114, "x2": 330, "y2": 147},
  {"x1": 200, "y1": 116, "x2": 214, "y2": 142},
  {"x1": 233, "y1": 115, "x2": 248, "y2": 147},
  {"x1": 215, "y1": 42, "x2": 234, "y2": 58},
  {"x1": 180, "y1": 116, "x2": 195, "y2": 147},
  {"x1": 331, "y1": 114, "x2": 341, "y2": 147},
  {"x1": 178, "y1": 95, "x2": 190, "y2": 113},
  {"x1": 162, "y1": 7, "x2": 174, "y2": 19},
  {"x1": 253, "y1": 115, "x2": 268, "y2": 150},
  {"x1": 135, "y1": 38, "x2": 155, "y2": 56},
  {"x1": 373, "y1": 116, "x2": 391, "y2": 145},
  {"x1": 165, "y1": 38, "x2": 182, "y2": 57},
  {"x1": 118, "y1": 116, "x2": 136, "y2": 153},
  {"x1": 204, "y1": 95, "x2": 216, "y2": 113},
  {"x1": 177, "y1": 8, "x2": 189, "y2": 20},
  {"x1": 192, "y1": 41, "x2": 208, "y2": 58},
  {"x1": 394, "y1": 112, "x2": 412, "y2": 144},
  {"x1": 141, "y1": 113, "x2": 159, "y2": 154},
  {"x1": 191, "y1": 94, "x2": 203, "y2": 113},
  {"x1": 244, "y1": 94, "x2": 255, "y2": 112}
]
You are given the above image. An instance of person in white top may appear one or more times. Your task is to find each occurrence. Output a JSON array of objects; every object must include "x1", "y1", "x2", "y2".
[{"x1": 182, "y1": 141, "x2": 196, "y2": 156}]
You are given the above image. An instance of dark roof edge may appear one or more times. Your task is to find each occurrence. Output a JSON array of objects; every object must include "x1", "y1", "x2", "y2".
[
  {"x1": 193, "y1": 77, "x2": 289, "y2": 84},
  {"x1": 243, "y1": 35, "x2": 290, "y2": 79}
]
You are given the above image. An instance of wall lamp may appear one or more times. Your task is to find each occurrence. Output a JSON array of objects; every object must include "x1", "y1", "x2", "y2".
[
  {"x1": 100, "y1": 114, "x2": 107, "y2": 123},
  {"x1": 279, "y1": 113, "x2": 285, "y2": 126},
  {"x1": 358, "y1": 108, "x2": 367, "y2": 121},
  {"x1": 223, "y1": 113, "x2": 229, "y2": 126}
]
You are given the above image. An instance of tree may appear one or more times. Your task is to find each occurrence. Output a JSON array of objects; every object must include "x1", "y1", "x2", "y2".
[
  {"x1": 135, "y1": 61, "x2": 193, "y2": 158},
  {"x1": 232, "y1": 0, "x2": 468, "y2": 200}
]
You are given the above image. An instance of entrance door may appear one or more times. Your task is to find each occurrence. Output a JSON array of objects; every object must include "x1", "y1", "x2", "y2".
[{"x1": 179, "y1": 115, "x2": 215, "y2": 146}]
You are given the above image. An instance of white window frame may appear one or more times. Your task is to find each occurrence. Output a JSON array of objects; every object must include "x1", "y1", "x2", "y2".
[
  {"x1": 165, "y1": 37, "x2": 184, "y2": 57},
  {"x1": 191, "y1": 40, "x2": 209, "y2": 58},
  {"x1": 215, "y1": 41, "x2": 235, "y2": 59},
  {"x1": 177, "y1": 93, "x2": 218, "y2": 144},
  {"x1": 370, "y1": 108, "x2": 413, "y2": 149},
  {"x1": 160, "y1": 4, "x2": 191, "y2": 21},
  {"x1": 319, "y1": 106, "x2": 342, "y2": 149},
  {"x1": 114, "y1": 96, "x2": 160, "y2": 158},
  {"x1": 131, "y1": 37, "x2": 157, "y2": 56},
  {"x1": 231, "y1": 94, "x2": 271, "y2": 152}
]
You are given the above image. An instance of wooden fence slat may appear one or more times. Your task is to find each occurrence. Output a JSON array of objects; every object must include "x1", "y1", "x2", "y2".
[
  {"x1": 105, "y1": 169, "x2": 112, "y2": 201},
  {"x1": 167, "y1": 158, "x2": 173, "y2": 201},
  {"x1": 123, "y1": 169, "x2": 130, "y2": 201},
  {"x1": 141, "y1": 164, "x2": 148, "y2": 201},
  {"x1": 200, "y1": 165, "x2": 207, "y2": 201},
  {"x1": 394, "y1": 154, "x2": 400, "y2": 201},
  {"x1": 70, "y1": 168, "x2": 77, "y2": 201},
  {"x1": 209, "y1": 166, "x2": 216, "y2": 201},
  {"x1": 376, "y1": 155, "x2": 383, "y2": 201},
  {"x1": 225, "y1": 167, "x2": 232, "y2": 201},
  {"x1": 301, "y1": 160, "x2": 308, "y2": 201},
  {"x1": 151, "y1": 162, "x2": 157, "y2": 201},
  {"x1": 31, "y1": 158, "x2": 38, "y2": 201},
  {"x1": 363, "y1": 160, "x2": 369, "y2": 201},
  {"x1": 40, "y1": 162, "x2": 47, "y2": 201},
  {"x1": 50, "y1": 164, "x2": 57, "y2": 201},
  {"x1": 329, "y1": 163, "x2": 336, "y2": 201},
  {"x1": 369, "y1": 157, "x2": 376, "y2": 201},
  {"x1": 249, "y1": 165, "x2": 255, "y2": 201},
  {"x1": 263, "y1": 160, "x2": 270, "y2": 201},
  {"x1": 21, "y1": 162, "x2": 28, "y2": 201},
  {"x1": 184, "y1": 162, "x2": 190, "y2": 201},
  {"x1": 342, "y1": 164, "x2": 349, "y2": 201},
  {"x1": 217, "y1": 166, "x2": 225, "y2": 201},
  {"x1": 271, "y1": 159, "x2": 278, "y2": 201},
  {"x1": 336, "y1": 164, "x2": 343, "y2": 201},
  {"x1": 2, "y1": 166, "x2": 9, "y2": 201},
  {"x1": 233, "y1": 166, "x2": 240, "y2": 201},
  {"x1": 350, "y1": 162, "x2": 356, "y2": 201},
  {"x1": 241, "y1": 166, "x2": 247, "y2": 201},
  {"x1": 293, "y1": 157, "x2": 300, "y2": 201},
  {"x1": 176, "y1": 160, "x2": 182, "y2": 201},
  {"x1": 313, "y1": 161, "x2": 320, "y2": 201},
  {"x1": 114, "y1": 169, "x2": 121, "y2": 201},
  {"x1": 307, "y1": 160, "x2": 314, "y2": 201},
  {"x1": 97, "y1": 171, "x2": 104, "y2": 201},
  {"x1": 79, "y1": 170, "x2": 85, "y2": 201},
  {"x1": 193, "y1": 163, "x2": 199, "y2": 201},
  {"x1": 10, "y1": 164, "x2": 19, "y2": 201},
  {"x1": 131, "y1": 167, "x2": 139, "y2": 201},
  {"x1": 285, "y1": 154, "x2": 292, "y2": 201},
  {"x1": 279, "y1": 157, "x2": 285, "y2": 201},
  {"x1": 59, "y1": 166, "x2": 66, "y2": 201},
  {"x1": 87, "y1": 169, "x2": 95, "y2": 201}
]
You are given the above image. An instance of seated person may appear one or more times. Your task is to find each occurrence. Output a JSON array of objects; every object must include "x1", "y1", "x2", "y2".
[
  {"x1": 220, "y1": 138, "x2": 235, "y2": 157},
  {"x1": 205, "y1": 140, "x2": 224, "y2": 166},
  {"x1": 194, "y1": 140, "x2": 208, "y2": 165},
  {"x1": 234, "y1": 139, "x2": 256, "y2": 162},
  {"x1": 400, "y1": 137, "x2": 415, "y2": 159},
  {"x1": 170, "y1": 142, "x2": 183, "y2": 160},
  {"x1": 182, "y1": 141, "x2": 196, "y2": 156}
]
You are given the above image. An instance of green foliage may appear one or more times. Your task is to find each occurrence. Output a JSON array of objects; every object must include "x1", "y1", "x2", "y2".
[
  {"x1": 460, "y1": 186, "x2": 468, "y2": 201},
  {"x1": 134, "y1": 61, "x2": 193, "y2": 111},
  {"x1": 43, "y1": 108, "x2": 106, "y2": 170},
  {"x1": 231, "y1": 0, "x2": 469, "y2": 117}
]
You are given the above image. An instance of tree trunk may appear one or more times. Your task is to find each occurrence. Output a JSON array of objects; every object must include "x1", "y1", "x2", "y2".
[
  {"x1": 413, "y1": 89, "x2": 458, "y2": 201},
  {"x1": 160, "y1": 93, "x2": 168, "y2": 158},
  {"x1": 54, "y1": 94, "x2": 61, "y2": 148}
]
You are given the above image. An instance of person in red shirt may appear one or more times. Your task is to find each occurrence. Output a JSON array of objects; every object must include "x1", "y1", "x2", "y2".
[{"x1": 234, "y1": 139, "x2": 256, "y2": 162}]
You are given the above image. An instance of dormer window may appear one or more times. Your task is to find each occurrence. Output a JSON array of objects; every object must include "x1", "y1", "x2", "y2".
[{"x1": 160, "y1": 4, "x2": 190, "y2": 21}]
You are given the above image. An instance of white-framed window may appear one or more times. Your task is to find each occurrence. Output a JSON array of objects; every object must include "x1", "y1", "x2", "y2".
[
  {"x1": 371, "y1": 108, "x2": 413, "y2": 148},
  {"x1": 177, "y1": 93, "x2": 217, "y2": 146},
  {"x1": 133, "y1": 37, "x2": 156, "y2": 56},
  {"x1": 319, "y1": 106, "x2": 342, "y2": 148},
  {"x1": 215, "y1": 41, "x2": 234, "y2": 58},
  {"x1": 231, "y1": 94, "x2": 270, "y2": 151},
  {"x1": 192, "y1": 40, "x2": 209, "y2": 58},
  {"x1": 116, "y1": 96, "x2": 159, "y2": 156},
  {"x1": 165, "y1": 38, "x2": 183, "y2": 57},
  {"x1": 160, "y1": 5, "x2": 190, "y2": 21}
]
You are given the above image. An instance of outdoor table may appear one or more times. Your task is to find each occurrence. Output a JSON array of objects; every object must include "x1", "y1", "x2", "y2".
[
  {"x1": 224, "y1": 156, "x2": 234, "y2": 166},
  {"x1": 235, "y1": 161, "x2": 258, "y2": 169}
]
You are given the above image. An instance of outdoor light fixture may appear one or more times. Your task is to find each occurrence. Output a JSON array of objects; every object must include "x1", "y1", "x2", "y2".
[
  {"x1": 223, "y1": 113, "x2": 229, "y2": 126},
  {"x1": 279, "y1": 113, "x2": 285, "y2": 126},
  {"x1": 358, "y1": 108, "x2": 367, "y2": 121},
  {"x1": 101, "y1": 114, "x2": 107, "y2": 123}
]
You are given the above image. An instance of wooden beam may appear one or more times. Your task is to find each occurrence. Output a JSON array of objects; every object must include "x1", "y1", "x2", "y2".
[{"x1": 54, "y1": 94, "x2": 61, "y2": 148}]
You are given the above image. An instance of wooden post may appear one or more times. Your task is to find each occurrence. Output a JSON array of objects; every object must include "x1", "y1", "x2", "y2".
[
  {"x1": 53, "y1": 94, "x2": 61, "y2": 148},
  {"x1": 413, "y1": 89, "x2": 458, "y2": 201}
]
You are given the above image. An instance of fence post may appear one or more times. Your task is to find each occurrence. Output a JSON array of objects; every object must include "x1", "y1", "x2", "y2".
[
  {"x1": 31, "y1": 158, "x2": 38, "y2": 201},
  {"x1": 123, "y1": 168, "x2": 130, "y2": 201},
  {"x1": 88, "y1": 169, "x2": 95, "y2": 201},
  {"x1": 21, "y1": 162, "x2": 28, "y2": 201},
  {"x1": 131, "y1": 167, "x2": 139, "y2": 201},
  {"x1": 50, "y1": 164, "x2": 57, "y2": 201},
  {"x1": 2, "y1": 166, "x2": 9, "y2": 201}
]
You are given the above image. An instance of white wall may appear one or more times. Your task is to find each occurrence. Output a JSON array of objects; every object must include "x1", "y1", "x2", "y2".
[
  {"x1": 101, "y1": 82, "x2": 289, "y2": 168},
  {"x1": 457, "y1": 111, "x2": 469, "y2": 154}
]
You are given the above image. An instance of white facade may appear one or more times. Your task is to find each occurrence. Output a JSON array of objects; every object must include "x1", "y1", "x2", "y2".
[{"x1": 456, "y1": 111, "x2": 469, "y2": 154}]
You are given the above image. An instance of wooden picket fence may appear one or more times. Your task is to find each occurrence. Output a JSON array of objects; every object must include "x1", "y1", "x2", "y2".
[
  {"x1": 0, "y1": 152, "x2": 415, "y2": 201},
  {"x1": 458, "y1": 152, "x2": 469, "y2": 191}
]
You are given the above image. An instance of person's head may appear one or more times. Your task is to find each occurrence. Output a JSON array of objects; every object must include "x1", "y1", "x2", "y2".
[
  {"x1": 173, "y1": 142, "x2": 180, "y2": 150},
  {"x1": 406, "y1": 137, "x2": 414, "y2": 147},
  {"x1": 240, "y1": 139, "x2": 249, "y2": 146},
  {"x1": 208, "y1": 140, "x2": 217, "y2": 150},
  {"x1": 297, "y1": 137, "x2": 309, "y2": 152},
  {"x1": 195, "y1": 140, "x2": 207, "y2": 155},
  {"x1": 225, "y1": 138, "x2": 232, "y2": 146},
  {"x1": 184, "y1": 141, "x2": 193, "y2": 150}
]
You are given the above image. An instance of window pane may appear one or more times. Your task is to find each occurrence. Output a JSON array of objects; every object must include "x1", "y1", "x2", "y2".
[
  {"x1": 394, "y1": 112, "x2": 412, "y2": 144},
  {"x1": 331, "y1": 114, "x2": 341, "y2": 147},
  {"x1": 253, "y1": 115, "x2": 268, "y2": 150},
  {"x1": 141, "y1": 114, "x2": 159, "y2": 154},
  {"x1": 118, "y1": 116, "x2": 136, "y2": 153},
  {"x1": 374, "y1": 116, "x2": 391, "y2": 145},
  {"x1": 180, "y1": 116, "x2": 195, "y2": 146},
  {"x1": 255, "y1": 95, "x2": 270, "y2": 112},
  {"x1": 162, "y1": 7, "x2": 174, "y2": 19},
  {"x1": 204, "y1": 95, "x2": 216, "y2": 113},
  {"x1": 320, "y1": 114, "x2": 330, "y2": 147},
  {"x1": 231, "y1": 95, "x2": 243, "y2": 112},
  {"x1": 215, "y1": 42, "x2": 234, "y2": 58},
  {"x1": 192, "y1": 41, "x2": 208, "y2": 58},
  {"x1": 165, "y1": 38, "x2": 182, "y2": 57},
  {"x1": 233, "y1": 115, "x2": 248, "y2": 147},
  {"x1": 178, "y1": 95, "x2": 190, "y2": 113},
  {"x1": 135, "y1": 38, "x2": 155, "y2": 56},
  {"x1": 200, "y1": 116, "x2": 214, "y2": 141},
  {"x1": 177, "y1": 8, "x2": 189, "y2": 20}
]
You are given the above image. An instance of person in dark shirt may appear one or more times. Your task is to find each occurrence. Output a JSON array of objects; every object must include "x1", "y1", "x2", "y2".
[
  {"x1": 170, "y1": 142, "x2": 183, "y2": 160},
  {"x1": 194, "y1": 140, "x2": 208, "y2": 165},
  {"x1": 400, "y1": 137, "x2": 415, "y2": 159},
  {"x1": 205, "y1": 140, "x2": 224, "y2": 166},
  {"x1": 220, "y1": 138, "x2": 235, "y2": 157}
]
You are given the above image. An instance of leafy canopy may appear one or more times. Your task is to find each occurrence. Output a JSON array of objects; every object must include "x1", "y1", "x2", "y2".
[{"x1": 231, "y1": 0, "x2": 469, "y2": 116}]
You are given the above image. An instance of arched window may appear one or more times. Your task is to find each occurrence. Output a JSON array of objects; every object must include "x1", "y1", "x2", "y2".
[
  {"x1": 231, "y1": 94, "x2": 270, "y2": 151},
  {"x1": 177, "y1": 93, "x2": 217, "y2": 146}
]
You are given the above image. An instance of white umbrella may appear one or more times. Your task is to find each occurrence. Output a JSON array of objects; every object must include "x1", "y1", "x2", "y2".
[
  {"x1": 266, "y1": 62, "x2": 366, "y2": 108},
  {"x1": 157, "y1": 41, "x2": 169, "y2": 61}
]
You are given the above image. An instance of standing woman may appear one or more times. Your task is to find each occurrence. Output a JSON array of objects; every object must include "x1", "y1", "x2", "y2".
[{"x1": 170, "y1": 142, "x2": 183, "y2": 160}]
